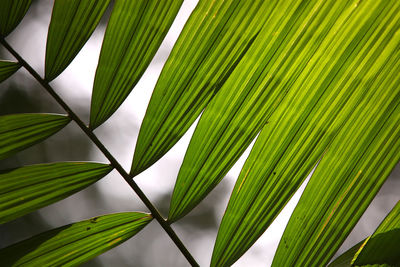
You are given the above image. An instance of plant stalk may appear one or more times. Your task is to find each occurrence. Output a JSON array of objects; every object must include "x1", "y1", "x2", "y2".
[{"x1": 0, "y1": 36, "x2": 199, "y2": 267}]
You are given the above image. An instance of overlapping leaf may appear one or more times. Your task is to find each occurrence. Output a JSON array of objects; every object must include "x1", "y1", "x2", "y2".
[
  {"x1": 131, "y1": 0, "x2": 278, "y2": 175},
  {"x1": 0, "y1": 113, "x2": 71, "y2": 160},
  {"x1": 353, "y1": 200, "x2": 400, "y2": 266},
  {"x1": 0, "y1": 0, "x2": 32, "y2": 37},
  {"x1": 45, "y1": 0, "x2": 110, "y2": 81},
  {"x1": 328, "y1": 241, "x2": 364, "y2": 267},
  {"x1": 0, "y1": 60, "x2": 20, "y2": 83},
  {"x1": 90, "y1": 0, "x2": 184, "y2": 129},
  {"x1": 211, "y1": 1, "x2": 400, "y2": 265},
  {"x1": 0, "y1": 212, "x2": 152, "y2": 266},
  {"x1": 329, "y1": 201, "x2": 400, "y2": 267},
  {"x1": 168, "y1": 0, "x2": 381, "y2": 222},
  {"x1": 0, "y1": 162, "x2": 113, "y2": 224},
  {"x1": 271, "y1": 38, "x2": 400, "y2": 266}
]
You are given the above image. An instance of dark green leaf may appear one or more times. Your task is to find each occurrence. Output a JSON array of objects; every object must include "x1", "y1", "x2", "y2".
[
  {"x1": 0, "y1": 162, "x2": 113, "y2": 224},
  {"x1": 0, "y1": 60, "x2": 20, "y2": 83},
  {"x1": 211, "y1": 1, "x2": 400, "y2": 265},
  {"x1": 0, "y1": 0, "x2": 32, "y2": 37},
  {"x1": 328, "y1": 241, "x2": 364, "y2": 267},
  {"x1": 0, "y1": 113, "x2": 71, "y2": 160},
  {"x1": 90, "y1": 0, "x2": 184, "y2": 129},
  {"x1": 0, "y1": 212, "x2": 152, "y2": 266},
  {"x1": 353, "y1": 200, "x2": 400, "y2": 266},
  {"x1": 329, "y1": 201, "x2": 400, "y2": 267},
  {"x1": 45, "y1": 0, "x2": 110, "y2": 81},
  {"x1": 131, "y1": 0, "x2": 276, "y2": 175},
  {"x1": 271, "y1": 39, "x2": 400, "y2": 266}
]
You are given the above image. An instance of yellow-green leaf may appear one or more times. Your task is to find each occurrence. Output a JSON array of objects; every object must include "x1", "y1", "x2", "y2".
[
  {"x1": 211, "y1": 1, "x2": 400, "y2": 265},
  {"x1": 0, "y1": 162, "x2": 113, "y2": 224},
  {"x1": 0, "y1": 212, "x2": 152, "y2": 266},
  {"x1": 45, "y1": 0, "x2": 110, "y2": 81},
  {"x1": 89, "y1": 0, "x2": 184, "y2": 129},
  {"x1": 131, "y1": 0, "x2": 276, "y2": 175},
  {"x1": 0, "y1": 60, "x2": 20, "y2": 82},
  {"x1": 271, "y1": 46, "x2": 400, "y2": 266},
  {"x1": 0, "y1": 113, "x2": 71, "y2": 160},
  {"x1": 0, "y1": 0, "x2": 32, "y2": 37},
  {"x1": 168, "y1": 0, "x2": 391, "y2": 222}
]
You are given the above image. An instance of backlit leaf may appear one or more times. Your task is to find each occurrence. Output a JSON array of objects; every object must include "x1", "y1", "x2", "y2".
[
  {"x1": 271, "y1": 45, "x2": 400, "y2": 266},
  {"x1": 0, "y1": 212, "x2": 152, "y2": 266},
  {"x1": 212, "y1": 1, "x2": 400, "y2": 265},
  {"x1": 168, "y1": 0, "x2": 394, "y2": 222},
  {"x1": 0, "y1": 162, "x2": 113, "y2": 224},
  {"x1": 131, "y1": 0, "x2": 277, "y2": 175},
  {"x1": 0, "y1": 60, "x2": 20, "y2": 83},
  {"x1": 0, "y1": 0, "x2": 32, "y2": 37},
  {"x1": 0, "y1": 113, "x2": 71, "y2": 160},
  {"x1": 90, "y1": 0, "x2": 184, "y2": 129},
  {"x1": 45, "y1": 0, "x2": 111, "y2": 81}
]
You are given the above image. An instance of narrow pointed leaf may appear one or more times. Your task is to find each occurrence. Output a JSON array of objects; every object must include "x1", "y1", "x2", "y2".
[
  {"x1": 329, "y1": 201, "x2": 400, "y2": 267},
  {"x1": 131, "y1": 0, "x2": 278, "y2": 175},
  {"x1": 353, "y1": 200, "x2": 400, "y2": 266},
  {"x1": 0, "y1": 162, "x2": 113, "y2": 224},
  {"x1": 0, "y1": 60, "x2": 20, "y2": 83},
  {"x1": 0, "y1": 0, "x2": 32, "y2": 37},
  {"x1": 271, "y1": 48, "x2": 400, "y2": 266},
  {"x1": 45, "y1": 0, "x2": 110, "y2": 81},
  {"x1": 212, "y1": 1, "x2": 400, "y2": 265},
  {"x1": 89, "y1": 0, "x2": 184, "y2": 129},
  {"x1": 0, "y1": 212, "x2": 152, "y2": 266},
  {"x1": 0, "y1": 113, "x2": 71, "y2": 160},
  {"x1": 168, "y1": 0, "x2": 393, "y2": 222}
]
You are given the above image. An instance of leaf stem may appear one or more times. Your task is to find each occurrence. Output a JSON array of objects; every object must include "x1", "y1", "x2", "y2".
[{"x1": 0, "y1": 36, "x2": 199, "y2": 267}]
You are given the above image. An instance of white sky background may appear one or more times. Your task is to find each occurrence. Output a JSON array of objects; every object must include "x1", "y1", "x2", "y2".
[{"x1": 3, "y1": 0, "x2": 400, "y2": 266}]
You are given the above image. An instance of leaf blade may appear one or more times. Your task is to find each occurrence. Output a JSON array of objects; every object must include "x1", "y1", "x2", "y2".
[
  {"x1": 131, "y1": 0, "x2": 277, "y2": 175},
  {"x1": 211, "y1": 1, "x2": 400, "y2": 265},
  {"x1": 0, "y1": 162, "x2": 113, "y2": 224},
  {"x1": 90, "y1": 0, "x2": 184, "y2": 129},
  {"x1": 0, "y1": 0, "x2": 32, "y2": 37},
  {"x1": 45, "y1": 0, "x2": 110, "y2": 81},
  {"x1": 168, "y1": 0, "x2": 389, "y2": 222},
  {"x1": 0, "y1": 212, "x2": 152, "y2": 266},
  {"x1": 0, "y1": 60, "x2": 20, "y2": 83},
  {"x1": 0, "y1": 113, "x2": 71, "y2": 160},
  {"x1": 271, "y1": 41, "x2": 400, "y2": 266}
]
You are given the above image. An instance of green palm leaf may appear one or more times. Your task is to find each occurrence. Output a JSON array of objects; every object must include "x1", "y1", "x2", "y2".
[
  {"x1": 168, "y1": 0, "x2": 382, "y2": 222},
  {"x1": 89, "y1": 0, "x2": 184, "y2": 129},
  {"x1": 0, "y1": 162, "x2": 113, "y2": 224},
  {"x1": 0, "y1": 60, "x2": 20, "y2": 82},
  {"x1": 211, "y1": 0, "x2": 400, "y2": 265},
  {"x1": 0, "y1": 212, "x2": 152, "y2": 266},
  {"x1": 0, "y1": 113, "x2": 71, "y2": 160},
  {"x1": 271, "y1": 46, "x2": 400, "y2": 266},
  {"x1": 45, "y1": 0, "x2": 110, "y2": 81},
  {"x1": 0, "y1": 0, "x2": 32, "y2": 37},
  {"x1": 131, "y1": 0, "x2": 276, "y2": 175}
]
